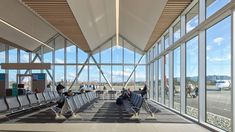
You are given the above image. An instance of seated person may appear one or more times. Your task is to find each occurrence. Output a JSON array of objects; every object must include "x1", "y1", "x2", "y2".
[
  {"x1": 141, "y1": 84, "x2": 147, "y2": 97},
  {"x1": 64, "y1": 89, "x2": 74, "y2": 96},
  {"x1": 56, "y1": 83, "x2": 65, "y2": 107},
  {"x1": 127, "y1": 88, "x2": 132, "y2": 98},
  {"x1": 120, "y1": 88, "x2": 132, "y2": 100},
  {"x1": 80, "y1": 88, "x2": 85, "y2": 93}
]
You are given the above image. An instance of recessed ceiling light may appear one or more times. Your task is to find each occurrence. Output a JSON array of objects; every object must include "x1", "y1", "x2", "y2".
[{"x1": 116, "y1": 0, "x2": 119, "y2": 47}]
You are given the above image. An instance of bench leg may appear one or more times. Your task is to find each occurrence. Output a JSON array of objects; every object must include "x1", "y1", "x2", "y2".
[
  {"x1": 146, "y1": 112, "x2": 156, "y2": 120},
  {"x1": 130, "y1": 113, "x2": 140, "y2": 119},
  {"x1": 70, "y1": 113, "x2": 82, "y2": 119},
  {"x1": 55, "y1": 113, "x2": 66, "y2": 119}
]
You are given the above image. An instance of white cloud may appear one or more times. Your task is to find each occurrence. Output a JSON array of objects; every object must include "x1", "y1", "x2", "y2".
[
  {"x1": 66, "y1": 46, "x2": 75, "y2": 53},
  {"x1": 186, "y1": 23, "x2": 195, "y2": 32},
  {"x1": 213, "y1": 37, "x2": 224, "y2": 46},
  {"x1": 0, "y1": 54, "x2": 5, "y2": 60},
  {"x1": 55, "y1": 58, "x2": 64, "y2": 63},
  {"x1": 67, "y1": 73, "x2": 76, "y2": 80},
  {"x1": 206, "y1": 45, "x2": 212, "y2": 51},
  {"x1": 22, "y1": 54, "x2": 29, "y2": 62},
  {"x1": 207, "y1": 54, "x2": 231, "y2": 62}
]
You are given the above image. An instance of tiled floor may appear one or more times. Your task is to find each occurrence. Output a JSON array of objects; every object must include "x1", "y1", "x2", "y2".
[{"x1": 0, "y1": 100, "x2": 211, "y2": 132}]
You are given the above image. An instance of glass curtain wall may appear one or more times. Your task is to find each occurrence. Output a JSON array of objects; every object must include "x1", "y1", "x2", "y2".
[
  {"x1": 206, "y1": 16, "x2": 231, "y2": 131},
  {"x1": 147, "y1": 0, "x2": 232, "y2": 131}
]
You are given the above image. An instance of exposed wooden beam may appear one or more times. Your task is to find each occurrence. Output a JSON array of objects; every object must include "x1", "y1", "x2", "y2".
[{"x1": 21, "y1": 0, "x2": 91, "y2": 52}]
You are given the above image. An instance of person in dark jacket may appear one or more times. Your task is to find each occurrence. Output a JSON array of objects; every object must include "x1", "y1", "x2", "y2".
[
  {"x1": 56, "y1": 83, "x2": 65, "y2": 108},
  {"x1": 141, "y1": 84, "x2": 147, "y2": 97}
]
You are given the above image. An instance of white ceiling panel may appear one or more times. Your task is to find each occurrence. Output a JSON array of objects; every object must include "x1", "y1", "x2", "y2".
[
  {"x1": 0, "y1": 0, "x2": 57, "y2": 51},
  {"x1": 0, "y1": 22, "x2": 42, "y2": 51},
  {"x1": 67, "y1": 0, "x2": 167, "y2": 52},
  {"x1": 120, "y1": 0, "x2": 167, "y2": 50},
  {"x1": 67, "y1": 0, "x2": 115, "y2": 51}
]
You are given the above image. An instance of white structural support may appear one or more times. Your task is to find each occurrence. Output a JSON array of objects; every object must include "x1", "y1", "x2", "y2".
[
  {"x1": 124, "y1": 55, "x2": 144, "y2": 89},
  {"x1": 169, "y1": 26, "x2": 174, "y2": 108},
  {"x1": 231, "y1": 2, "x2": 235, "y2": 132},
  {"x1": 69, "y1": 56, "x2": 90, "y2": 89},
  {"x1": 160, "y1": 37, "x2": 165, "y2": 104},
  {"x1": 155, "y1": 58, "x2": 159, "y2": 101},
  {"x1": 180, "y1": 14, "x2": 186, "y2": 114},
  {"x1": 199, "y1": 0, "x2": 206, "y2": 123},
  {"x1": 91, "y1": 55, "x2": 113, "y2": 89}
]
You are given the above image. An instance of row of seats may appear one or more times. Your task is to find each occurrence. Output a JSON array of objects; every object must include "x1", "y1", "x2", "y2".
[
  {"x1": 0, "y1": 91, "x2": 60, "y2": 117},
  {"x1": 123, "y1": 93, "x2": 144, "y2": 118},
  {"x1": 58, "y1": 92, "x2": 97, "y2": 119}
]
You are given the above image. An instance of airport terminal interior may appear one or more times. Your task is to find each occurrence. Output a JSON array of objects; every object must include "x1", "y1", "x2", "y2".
[{"x1": 0, "y1": 0, "x2": 234, "y2": 132}]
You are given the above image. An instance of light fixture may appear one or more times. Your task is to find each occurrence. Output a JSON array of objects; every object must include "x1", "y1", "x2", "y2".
[
  {"x1": 0, "y1": 18, "x2": 54, "y2": 50},
  {"x1": 116, "y1": 0, "x2": 119, "y2": 46}
]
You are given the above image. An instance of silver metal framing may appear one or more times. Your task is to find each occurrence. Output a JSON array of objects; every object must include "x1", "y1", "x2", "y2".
[
  {"x1": 161, "y1": 37, "x2": 165, "y2": 104},
  {"x1": 199, "y1": 0, "x2": 206, "y2": 123},
  {"x1": 169, "y1": 26, "x2": 174, "y2": 108},
  {"x1": 232, "y1": 2, "x2": 235, "y2": 132},
  {"x1": 180, "y1": 14, "x2": 186, "y2": 115},
  {"x1": 64, "y1": 38, "x2": 67, "y2": 89}
]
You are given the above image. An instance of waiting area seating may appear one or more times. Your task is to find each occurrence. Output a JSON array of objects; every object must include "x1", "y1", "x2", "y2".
[
  {"x1": 0, "y1": 91, "x2": 60, "y2": 119},
  {"x1": 54, "y1": 91, "x2": 98, "y2": 119},
  {"x1": 122, "y1": 93, "x2": 144, "y2": 119}
]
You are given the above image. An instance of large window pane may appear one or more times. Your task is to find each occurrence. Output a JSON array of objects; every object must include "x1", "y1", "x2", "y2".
[
  {"x1": 20, "y1": 50, "x2": 29, "y2": 63},
  {"x1": 101, "y1": 42, "x2": 111, "y2": 64},
  {"x1": 173, "y1": 47, "x2": 181, "y2": 111},
  {"x1": 66, "y1": 65, "x2": 76, "y2": 89},
  {"x1": 173, "y1": 22, "x2": 181, "y2": 43},
  {"x1": 55, "y1": 36, "x2": 65, "y2": 63},
  {"x1": 158, "y1": 42, "x2": 161, "y2": 55},
  {"x1": 43, "y1": 41, "x2": 53, "y2": 63},
  {"x1": 186, "y1": 3, "x2": 199, "y2": 33},
  {"x1": 93, "y1": 52, "x2": 100, "y2": 64},
  {"x1": 0, "y1": 43, "x2": 5, "y2": 73},
  {"x1": 112, "y1": 46, "x2": 123, "y2": 63},
  {"x1": 112, "y1": 66, "x2": 123, "y2": 90},
  {"x1": 124, "y1": 66, "x2": 134, "y2": 90},
  {"x1": 164, "y1": 33, "x2": 169, "y2": 49},
  {"x1": 89, "y1": 65, "x2": 100, "y2": 89},
  {"x1": 164, "y1": 54, "x2": 169, "y2": 105},
  {"x1": 158, "y1": 60, "x2": 162, "y2": 102},
  {"x1": 124, "y1": 41, "x2": 134, "y2": 64},
  {"x1": 153, "y1": 61, "x2": 156, "y2": 100},
  {"x1": 9, "y1": 46, "x2": 17, "y2": 63},
  {"x1": 135, "y1": 66, "x2": 146, "y2": 89},
  {"x1": 186, "y1": 36, "x2": 198, "y2": 119},
  {"x1": 66, "y1": 42, "x2": 76, "y2": 63},
  {"x1": 9, "y1": 70, "x2": 17, "y2": 88},
  {"x1": 206, "y1": 0, "x2": 230, "y2": 18},
  {"x1": 101, "y1": 65, "x2": 111, "y2": 88},
  {"x1": 78, "y1": 65, "x2": 88, "y2": 84},
  {"x1": 78, "y1": 48, "x2": 88, "y2": 64},
  {"x1": 206, "y1": 16, "x2": 231, "y2": 131},
  {"x1": 55, "y1": 65, "x2": 65, "y2": 85},
  {"x1": 44, "y1": 69, "x2": 52, "y2": 90}
]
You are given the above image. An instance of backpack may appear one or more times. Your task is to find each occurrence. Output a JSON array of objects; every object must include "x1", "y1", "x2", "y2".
[{"x1": 116, "y1": 97, "x2": 123, "y2": 106}]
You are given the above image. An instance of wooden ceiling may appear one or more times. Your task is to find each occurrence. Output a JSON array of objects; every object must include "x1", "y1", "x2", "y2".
[
  {"x1": 21, "y1": 0, "x2": 91, "y2": 52},
  {"x1": 145, "y1": 0, "x2": 192, "y2": 51}
]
